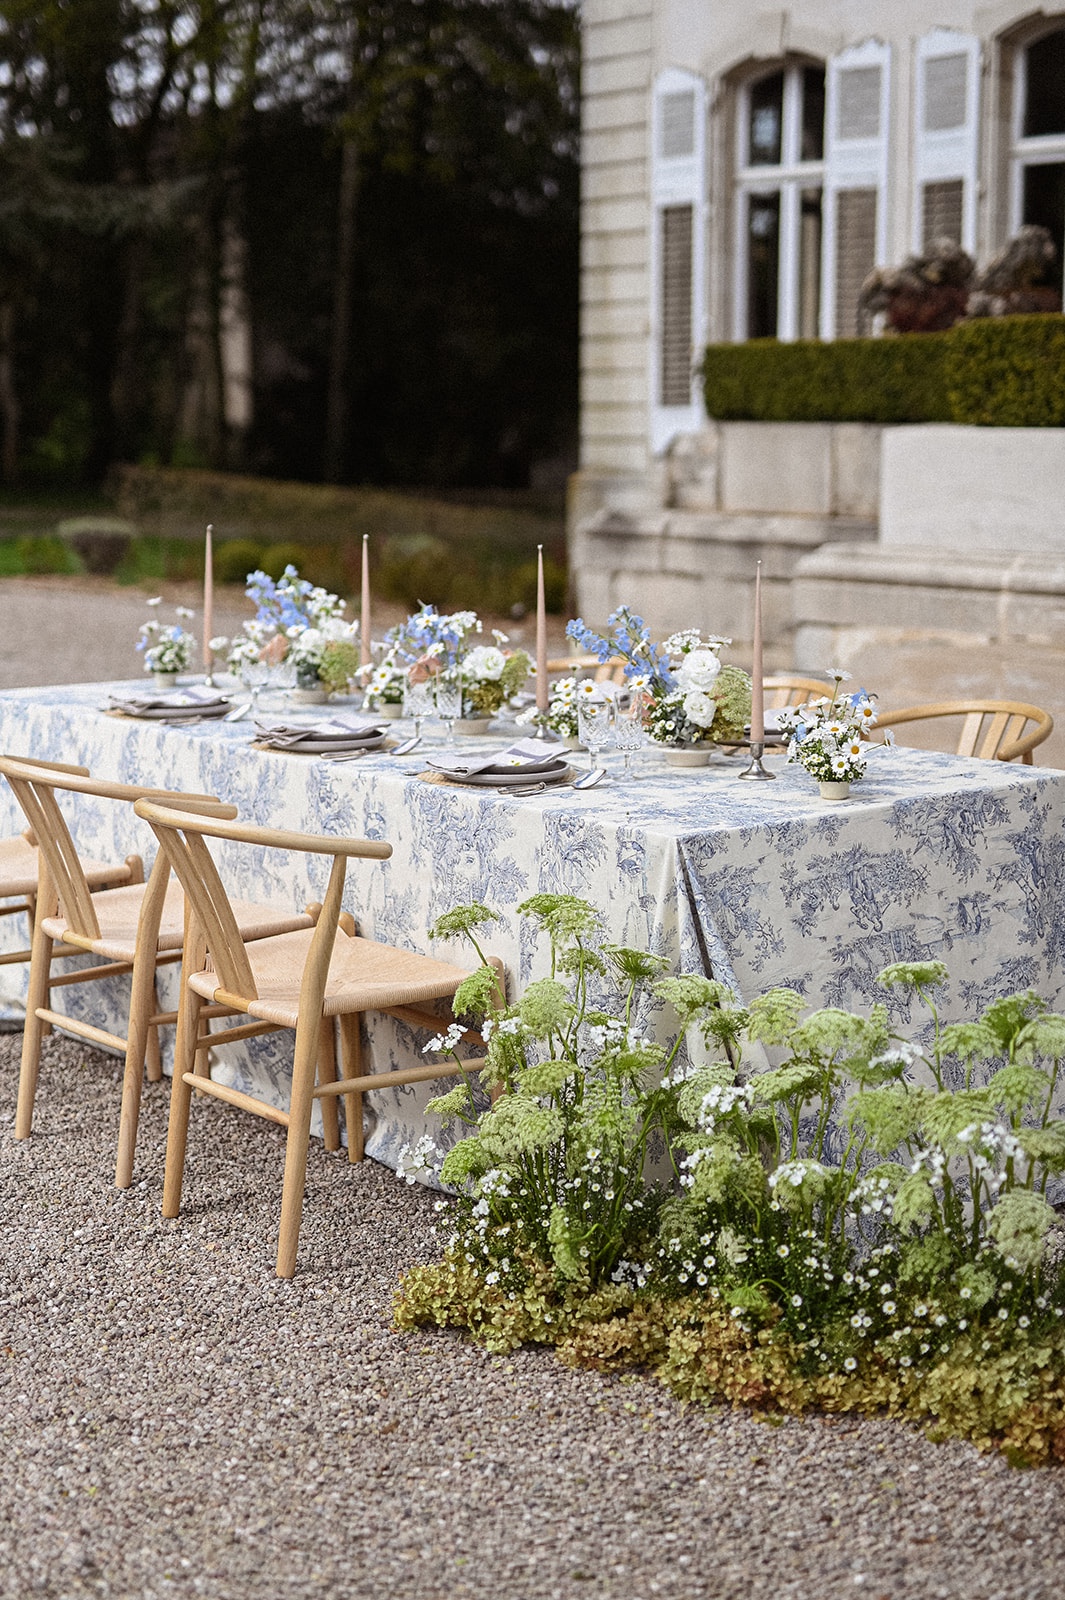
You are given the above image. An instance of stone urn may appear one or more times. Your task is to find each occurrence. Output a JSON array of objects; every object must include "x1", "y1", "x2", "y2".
[
  {"x1": 818, "y1": 780, "x2": 851, "y2": 801},
  {"x1": 663, "y1": 746, "x2": 711, "y2": 768}
]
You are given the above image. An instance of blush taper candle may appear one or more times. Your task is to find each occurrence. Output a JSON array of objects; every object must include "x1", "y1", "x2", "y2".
[
  {"x1": 750, "y1": 560, "x2": 764, "y2": 745},
  {"x1": 535, "y1": 544, "x2": 549, "y2": 715},
  {"x1": 202, "y1": 523, "x2": 214, "y2": 673},
  {"x1": 360, "y1": 534, "x2": 372, "y2": 670}
]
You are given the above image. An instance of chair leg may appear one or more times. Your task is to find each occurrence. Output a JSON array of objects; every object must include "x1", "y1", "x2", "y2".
[
  {"x1": 115, "y1": 948, "x2": 162, "y2": 1189},
  {"x1": 161, "y1": 979, "x2": 205, "y2": 1220},
  {"x1": 144, "y1": 973, "x2": 164, "y2": 1083},
  {"x1": 338, "y1": 1013, "x2": 365, "y2": 1164},
  {"x1": 276, "y1": 1016, "x2": 321, "y2": 1279},
  {"x1": 316, "y1": 1017, "x2": 340, "y2": 1153},
  {"x1": 15, "y1": 915, "x2": 54, "y2": 1140},
  {"x1": 26, "y1": 894, "x2": 52, "y2": 1039}
]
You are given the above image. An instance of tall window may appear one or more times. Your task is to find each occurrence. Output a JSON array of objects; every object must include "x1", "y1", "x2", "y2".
[
  {"x1": 734, "y1": 63, "x2": 825, "y2": 340},
  {"x1": 1013, "y1": 26, "x2": 1065, "y2": 288}
]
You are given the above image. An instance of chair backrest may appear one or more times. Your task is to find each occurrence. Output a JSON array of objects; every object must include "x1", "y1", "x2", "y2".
[
  {"x1": 134, "y1": 800, "x2": 392, "y2": 1005},
  {"x1": 873, "y1": 700, "x2": 1054, "y2": 763},
  {"x1": 0, "y1": 755, "x2": 231, "y2": 942},
  {"x1": 763, "y1": 674, "x2": 834, "y2": 709}
]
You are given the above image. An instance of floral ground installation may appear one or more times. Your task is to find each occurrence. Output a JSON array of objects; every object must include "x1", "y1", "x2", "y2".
[{"x1": 395, "y1": 895, "x2": 1065, "y2": 1465}]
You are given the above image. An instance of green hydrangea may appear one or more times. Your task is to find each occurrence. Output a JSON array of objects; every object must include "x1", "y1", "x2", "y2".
[{"x1": 707, "y1": 664, "x2": 752, "y2": 744}]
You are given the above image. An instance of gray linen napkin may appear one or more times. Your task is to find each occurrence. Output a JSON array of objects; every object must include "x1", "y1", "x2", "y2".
[
  {"x1": 425, "y1": 736, "x2": 565, "y2": 778},
  {"x1": 253, "y1": 715, "x2": 385, "y2": 748}
]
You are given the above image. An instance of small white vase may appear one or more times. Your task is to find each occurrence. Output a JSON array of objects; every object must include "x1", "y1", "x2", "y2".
[
  {"x1": 818, "y1": 780, "x2": 851, "y2": 801},
  {"x1": 151, "y1": 671, "x2": 180, "y2": 689},
  {"x1": 664, "y1": 746, "x2": 711, "y2": 768},
  {"x1": 373, "y1": 703, "x2": 404, "y2": 720},
  {"x1": 291, "y1": 686, "x2": 328, "y2": 706},
  {"x1": 456, "y1": 716, "x2": 493, "y2": 735},
  {"x1": 562, "y1": 735, "x2": 582, "y2": 751}
]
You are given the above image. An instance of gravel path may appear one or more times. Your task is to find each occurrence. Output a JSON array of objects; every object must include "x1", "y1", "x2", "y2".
[{"x1": 1, "y1": 1036, "x2": 1065, "y2": 1600}]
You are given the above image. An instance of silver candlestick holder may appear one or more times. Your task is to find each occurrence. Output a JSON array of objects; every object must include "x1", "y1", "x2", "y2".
[{"x1": 737, "y1": 740, "x2": 776, "y2": 780}]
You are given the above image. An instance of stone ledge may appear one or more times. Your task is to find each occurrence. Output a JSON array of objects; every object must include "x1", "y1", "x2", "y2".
[{"x1": 796, "y1": 543, "x2": 1065, "y2": 596}]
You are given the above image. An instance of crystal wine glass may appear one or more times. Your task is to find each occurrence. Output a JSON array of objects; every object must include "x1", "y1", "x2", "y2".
[
  {"x1": 613, "y1": 692, "x2": 646, "y2": 774},
  {"x1": 403, "y1": 677, "x2": 435, "y2": 738},
  {"x1": 433, "y1": 675, "x2": 463, "y2": 745},
  {"x1": 576, "y1": 691, "x2": 614, "y2": 771},
  {"x1": 240, "y1": 658, "x2": 271, "y2": 720}
]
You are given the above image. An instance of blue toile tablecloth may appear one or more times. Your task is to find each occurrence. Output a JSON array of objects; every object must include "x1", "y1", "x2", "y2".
[{"x1": 0, "y1": 678, "x2": 1063, "y2": 1172}]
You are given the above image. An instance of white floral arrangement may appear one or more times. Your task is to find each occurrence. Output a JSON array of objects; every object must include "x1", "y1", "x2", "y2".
[
  {"x1": 461, "y1": 638, "x2": 530, "y2": 717},
  {"x1": 137, "y1": 597, "x2": 196, "y2": 675},
  {"x1": 226, "y1": 566, "x2": 359, "y2": 693},
  {"x1": 777, "y1": 670, "x2": 883, "y2": 784},
  {"x1": 518, "y1": 674, "x2": 580, "y2": 738},
  {"x1": 566, "y1": 609, "x2": 751, "y2": 747}
]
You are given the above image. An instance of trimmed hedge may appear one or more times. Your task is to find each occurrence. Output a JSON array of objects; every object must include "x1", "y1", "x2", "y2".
[
  {"x1": 702, "y1": 314, "x2": 1065, "y2": 427},
  {"x1": 946, "y1": 315, "x2": 1065, "y2": 426}
]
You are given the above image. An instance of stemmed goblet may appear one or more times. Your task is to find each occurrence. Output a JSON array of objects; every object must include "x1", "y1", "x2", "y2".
[
  {"x1": 402, "y1": 676, "x2": 434, "y2": 739},
  {"x1": 433, "y1": 674, "x2": 463, "y2": 746},
  {"x1": 576, "y1": 689, "x2": 614, "y2": 772},
  {"x1": 613, "y1": 691, "x2": 646, "y2": 774}
]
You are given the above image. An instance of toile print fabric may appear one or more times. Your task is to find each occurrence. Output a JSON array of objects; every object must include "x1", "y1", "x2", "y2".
[{"x1": 0, "y1": 678, "x2": 1062, "y2": 1174}]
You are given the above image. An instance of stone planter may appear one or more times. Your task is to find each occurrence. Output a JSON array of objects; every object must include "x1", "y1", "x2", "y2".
[
  {"x1": 818, "y1": 780, "x2": 851, "y2": 801},
  {"x1": 151, "y1": 671, "x2": 180, "y2": 690},
  {"x1": 291, "y1": 686, "x2": 328, "y2": 706},
  {"x1": 663, "y1": 746, "x2": 711, "y2": 768},
  {"x1": 372, "y1": 703, "x2": 404, "y2": 720},
  {"x1": 456, "y1": 716, "x2": 493, "y2": 735}
]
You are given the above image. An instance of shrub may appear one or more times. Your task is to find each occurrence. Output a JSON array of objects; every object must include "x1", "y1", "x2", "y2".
[
  {"x1": 395, "y1": 903, "x2": 1065, "y2": 1461},
  {"x1": 702, "y1": 315, "x2": 1065, "y2": 426},
  {"x1": 13, "y1": 534, "x2": 81, "y2": 575},
  {"x1": 55, "y1": 516, "x2": 136, "y2": 575},
  {"x1": 214, "y1": 538, "x2": 265, "y2": 585},
  {"x1": 702, "y1": 334, "x2": 952, "y2": 424},
  {"x1": 259, "y1": 541, "x2": 310, "y2": 581},
  {"x1": 945, "y1": 314, "x2": 1065, "y2": 426}
]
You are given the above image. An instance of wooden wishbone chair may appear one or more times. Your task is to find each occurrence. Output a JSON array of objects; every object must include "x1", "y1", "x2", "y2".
[
  {"x1": 545, "y1": 655, "x2": 628, "y2": 685},
  {"x1": 0, "y1": 758, "x2": 143, "y2": 975},
  {"x1": 763, "y1": 674, "x2": 834, "y2": 709},
  {"x1": 135, "y1": 799, "x2": 497, "y2": 1279},
  {"x1": 0, "y1": 757, "x2": 317, "y2": 1190},
  {"x1": 872, "y1": 700, "x2": 1054, "y2": 764}
]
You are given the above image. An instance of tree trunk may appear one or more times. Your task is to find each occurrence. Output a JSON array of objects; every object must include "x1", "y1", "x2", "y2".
[
  {"x1": 0, "y1": 299, "x2": 19, "y2": 482},
  {"x1": 323, "y1": 132, "x2": 360, "y2": 484}
]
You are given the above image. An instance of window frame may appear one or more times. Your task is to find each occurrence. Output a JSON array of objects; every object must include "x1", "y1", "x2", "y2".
[
  {"x1": 1009, "y1": 22, "x2": 1065, "y2": 292},
  {"x1": 732, "y1": 60, "x2": 826, "y2": 342}
]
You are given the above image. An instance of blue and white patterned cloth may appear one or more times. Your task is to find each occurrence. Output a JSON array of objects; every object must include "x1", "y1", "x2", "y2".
[{"x1": 0, "y1": 678, "x2": 1063, "y2": 1172}]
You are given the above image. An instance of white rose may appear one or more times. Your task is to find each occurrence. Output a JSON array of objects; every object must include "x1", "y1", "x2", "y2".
[
  {"x1": 675, "y1": 649, "x2": 722, "y2": 693},
  {"x1": 463, "y1": 645, "x2": 506, "y2": 681},
  {"x1": 683, "y1": 690, "x2": 717, "y2": 729}
]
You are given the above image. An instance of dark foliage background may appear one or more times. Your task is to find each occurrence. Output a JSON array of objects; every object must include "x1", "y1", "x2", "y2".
[{"x1": 0, "y1": 0, "x2": 579, "y2": 491}]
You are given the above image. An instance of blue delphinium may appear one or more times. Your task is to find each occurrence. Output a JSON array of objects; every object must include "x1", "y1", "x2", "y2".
[{"x1": 567, "y1": 606, "x2": 676, "y2": 691}]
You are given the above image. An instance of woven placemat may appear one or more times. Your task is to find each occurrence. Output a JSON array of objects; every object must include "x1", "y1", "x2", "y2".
[{"x1": 250, "y1": 737, "x2": 397, "y2": 756}]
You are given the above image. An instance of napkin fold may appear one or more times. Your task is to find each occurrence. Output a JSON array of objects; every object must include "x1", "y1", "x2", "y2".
[
  {"x1": 253, "y1": 715, "x2": 385, "y2": 749},
  {"x1": 108, "y1": 686, "x2": 231, "y2": 715},
  {"x1": 425, "y1": 736, "x2": 564, "y2": 778}
]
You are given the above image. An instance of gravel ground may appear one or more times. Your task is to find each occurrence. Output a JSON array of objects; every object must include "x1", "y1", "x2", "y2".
[{"x1": 2, "y1": 1036, "x2": 1065, "y2": 1600}]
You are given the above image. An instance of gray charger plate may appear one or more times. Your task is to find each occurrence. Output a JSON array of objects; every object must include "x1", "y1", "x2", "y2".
[
  {"x1": 439, "y1": 760, "x2": 573, "y2": 788},
  {"x1": 258, "y1": 732, "x2": 389, "y2": 754},
  {"x1": 111, "y1": 700, "x2": 232, "y2": 720}
]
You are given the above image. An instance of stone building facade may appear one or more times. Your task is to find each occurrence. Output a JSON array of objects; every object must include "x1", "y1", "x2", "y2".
[{"x1": 573, "y1": 0, "x2": 1065, "y2": 683}]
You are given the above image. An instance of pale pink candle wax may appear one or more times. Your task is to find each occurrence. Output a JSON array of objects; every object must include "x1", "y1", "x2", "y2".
[
  {"x1": 360, "y1": 534, "x2": 372, "y2": 669},
  {"x1": 750, "y1": 561, "x2": 764, "y2": 744},
  {"x1": 202, "y1": 523, "x2": 214, "y2": 672},
  {"x1": 535, "y1": 544, "x2": 549, "y2": 714}
]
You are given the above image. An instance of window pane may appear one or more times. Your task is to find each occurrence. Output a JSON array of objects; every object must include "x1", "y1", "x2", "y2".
[
  {"x1": 1022, "y1": 163, "x2": 1065, "y2": 287},
  {"x1": 747, "y1": 192, "x2": 780, "y2": 337},
  {"x1": 922, "y1": 179, "x2": 964, "y2": 249},
  {"x1": 1024, "y1": 31, "x2": 1065, "y2": 138},
  {"x1": 799, "y1": 188, "x2": 823, "y2": 338},
  {"x1": 748, "y1": 72, "x2": 783, "y2": 165},
  {"x1": 801, "y1": 67, "x2": 826, "y2": 161},
  {"x1": 660, "y1": 204, "x2": 694, "y2": 405}
]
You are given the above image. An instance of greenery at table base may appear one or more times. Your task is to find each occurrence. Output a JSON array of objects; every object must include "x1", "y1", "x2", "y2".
[
  {"x1": 566, "y1": 609, "x2": 751, "y2": 745},
  {"x1": 395, "y1": 896, "x2": 1065, "y2": 1464}
]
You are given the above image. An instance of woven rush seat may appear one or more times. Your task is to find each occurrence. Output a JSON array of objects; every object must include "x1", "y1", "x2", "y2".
[
  {"x1": 0, "y1": 833, "x2": 136, "y2": 899},
  {"x1": 188, "y1": 925, "x2": 480, "y2": 1029},
  {"x1": 40, "y1": 880, "x2": 310, "y2": 963}
]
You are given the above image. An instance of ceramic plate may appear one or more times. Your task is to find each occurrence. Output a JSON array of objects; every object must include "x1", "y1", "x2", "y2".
[
  {"x1": 258, "y1": 732, "x2": 389, "y2": 754},
  {"x1": 111, "y1": 700, "x2": 232, "y2": 720},
  {"x1": 442, "y1": 760, "x2": 573, "y2": 787}
]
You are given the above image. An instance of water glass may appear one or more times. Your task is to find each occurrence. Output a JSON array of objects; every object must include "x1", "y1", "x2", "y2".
[
  {"x1": 576, "y1": 692, "x2": 614, "y2": 770},
  {"x1": 240, "y1": 659, "x2": 271, "y2": 719},
  {"x1": 402, "y1": 677, "x2": 434, "y2": 737},
  {"x1": 433, "y1": 675, "x2": 463, "y2": 744},
  {"x1": 613, "y1": 694, "x2": 646, "y2": 774}
]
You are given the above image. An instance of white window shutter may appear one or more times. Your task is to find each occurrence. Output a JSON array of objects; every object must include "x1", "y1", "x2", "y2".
[
  {"x1": 821, "y1": 40, "x2": 891, "y2": 338},
  {"x1": 913, "y1": 29, "x2": 980, "y2": 252},
  {"x1": 651, "y1": 68, "x2": 707, "y2": 453}
]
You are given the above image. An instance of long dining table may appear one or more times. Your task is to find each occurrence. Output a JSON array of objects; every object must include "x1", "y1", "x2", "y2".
[{"x1": 0, "y1": 677, "x2": 1063, "y2": 1173}]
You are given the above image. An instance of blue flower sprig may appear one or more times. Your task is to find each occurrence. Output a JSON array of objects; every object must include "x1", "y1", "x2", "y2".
[{"x1": 567, "y1": 606, "x2": 676, "y2": 691}]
